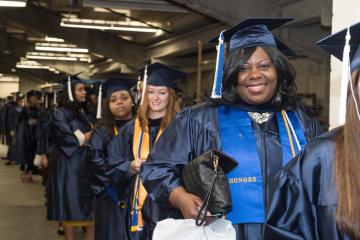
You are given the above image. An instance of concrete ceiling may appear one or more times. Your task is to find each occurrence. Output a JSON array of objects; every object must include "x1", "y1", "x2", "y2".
[{"x1": 0, "y1": 0, "x2": 332, "y2": 81}]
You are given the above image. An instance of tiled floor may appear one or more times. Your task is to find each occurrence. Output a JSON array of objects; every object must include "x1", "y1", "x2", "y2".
[{"x1": 0, "y1": 161, "x2": 63, "y2": 240}]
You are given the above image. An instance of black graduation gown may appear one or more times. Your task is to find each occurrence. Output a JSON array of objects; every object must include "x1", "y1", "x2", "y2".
[
  {"x1": 36, "y1": 108, "x2": 54, "y2": 155},
  {"x1": 140, "y1": 102, "x2": 324, "y2": 240},
  {"x1": 46, "y1": 107, "x2": 94, "y2": 221},
  {"x1": 5, "y1": 102, "x2": 21, "y2": 161},
  {"x1": 13, "y1": 106, "x2": 39, "y2": 171},
  {"x1": 0, "y1": 103, "x2": 7, "y2": 135},
  {"x1": 264, "y1": 128, "x2": 350, "y2": 240},
  {"x1": 107, "y1": 118, "x2": 181, "y2": 240},
  {"x1": 88, "y1": 120, "x2": 130, "y2": 240}
]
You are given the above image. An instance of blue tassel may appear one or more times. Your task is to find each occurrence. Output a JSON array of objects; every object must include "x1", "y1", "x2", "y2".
[
  {"x1": 211, "y1": 31, "x2": 226, "y2": 98},
  {"x1": 130, "y1": 210, "x2": 138, "y2": 232}
]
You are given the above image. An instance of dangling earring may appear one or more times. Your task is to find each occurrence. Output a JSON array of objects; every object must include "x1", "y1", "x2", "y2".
[{"x1": 274, "y1": 92, "x2": 282, "y2": 105}]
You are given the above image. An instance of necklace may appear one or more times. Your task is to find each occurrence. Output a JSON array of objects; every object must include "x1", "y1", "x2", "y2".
[{"x1": 248, "y1": 112, "x2": 272, "y2": 124}]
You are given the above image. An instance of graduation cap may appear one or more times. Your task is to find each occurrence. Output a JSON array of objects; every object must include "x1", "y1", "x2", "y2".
[
  {"x1": 10, "y1": 91, "x2": 21, "y2": 101},
  {"x1": 140, "y1": 62, "x2": 187, "y2": 89},
  {"x1": 139, "y1": 62, "x2": 187, "y2": 105},
  {"x1": 209, "y1": 17, "x2": 294, "y2": 98},
  {"x1": 316, "y1": 21, "x2": 360, "y2": 125},
  {"x1": 85, "y1": 86, "x2": 97, "y2": 96},
  {"x1": 316, "y1": 21, "x2": 360, "y2": 72},
  {"x1": 43, "y1": 92, "x2": 55, "y2": 108},
  {"x1": 26, "y1": 90, "x2": 42, "y2": 98},
  {"x1": 96, "y1": 76, "x2": 137, "y2": 119},
  {"x1": 61, "y1": 73, "x2": 83, "y2": 102}
]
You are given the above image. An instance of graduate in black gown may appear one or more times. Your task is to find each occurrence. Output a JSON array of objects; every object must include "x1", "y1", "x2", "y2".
[
  {"x1": 15, "y1": 90, "x2": 42, "y2": 183},
  {"x1": 85, "y1": 86, "x2": 98, "y2": 123},
  {"x1": 140, "y1": 18, "x2": 324, "y2": 240},
  {"x1": 5, "y1": 92, "x2": 22, "y2": 165},
  {"x1": 35, "y1": 92, "x2": 56, "y2": 184},
  {"x1": 107, "y1": 62, "x2": 186, "y2": 240},
  {"x1": 265, "y1": 22, "x2": 360, "y2": 240},
  {"x1": 88, "y1": 76, "x2": 136, "y2": 240},
  {"x1": 46, "y1": 76, "x2": 94, "y2": 240}
]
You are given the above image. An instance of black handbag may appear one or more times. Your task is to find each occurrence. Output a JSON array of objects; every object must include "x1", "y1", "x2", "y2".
[{"x1": 182, "y1": 149, "x2": 238, "y2": 226}]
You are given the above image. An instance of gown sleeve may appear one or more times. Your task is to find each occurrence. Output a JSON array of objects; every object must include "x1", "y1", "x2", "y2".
[
  {"x1": 106, "y1": 121, "x2": 136, "y2": 189},
  {"x1": 264, "y1": 152, "x2": 317, "y2": 240},
  {"x1": 141, "y1": 106, "x2": 217, "y2": 207},
  {"x1": 265, "y1": 130, "x2": 346, "y2": 240},
  {"x1": 88, "y1": 127, "x2": 110, "y2": 195},
  {"x1": 52, "y1": 108, "x2": 83, "y2": 158}
]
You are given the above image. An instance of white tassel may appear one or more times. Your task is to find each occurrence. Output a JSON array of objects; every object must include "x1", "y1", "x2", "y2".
[
  {"x1": 96, "y1": 85, "x2": 102, "y2": 119},
  {"x1": 67, "y1": 76, "x2": 74, "y2": 102},
  {"x1": 339, "y1": 27, "x2": 351, "y2": 125},
  {"x1": 45, "y1": 94, "x2": 49, "y2": 109},
  {"x1": 135, "y1": 75, "x2": 141, "y2": 104},
  {"x1": 140, "y1": 65, "x2": 148, "y2": 105},
  {"x1": 54, "y1": 91, "x2": 57, "y2": 106},
  {"x1": 24, "y1": 92, "x2": 27, "y2": 106}
]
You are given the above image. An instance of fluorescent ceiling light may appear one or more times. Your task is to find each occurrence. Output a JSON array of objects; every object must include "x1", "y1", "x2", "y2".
[
  {"x1": 35, "y1": 43, "x2": 89, "y2": 53},
  {"x1": 27, "y1": 55, "x2": 78, "y2": 61},
  {"x1": 26, "y1": 52, "x2": 91, "y2": 62},
  {"x1": 44, "y1": 36, "x2": 64, "y2": 42},
  {"x1": 0, "y1": 0, "x2": 26, "y2": 7},
  {"x1": 16, "y1": 64, "x2": 49, "y2": 69},
  {"x1": 16, "y1": 59, "x2": 50, "y2": 69},
  {"x1": 60, "y1": 18, "x2": 159, "y2": 33}
]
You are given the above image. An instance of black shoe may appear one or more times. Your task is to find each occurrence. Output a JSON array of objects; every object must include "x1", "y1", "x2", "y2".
[
  {"x1": 4, "y1": 161, "x2": 12, "y2": 165},
  {"x1": 57, "y1": 227, "x2": 64, "y2": 235}
]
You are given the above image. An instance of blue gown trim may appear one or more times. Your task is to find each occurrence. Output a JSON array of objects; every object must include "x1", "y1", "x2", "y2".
[{"x1": 218, "y1": 106, "x2": 307, "y2": 224}]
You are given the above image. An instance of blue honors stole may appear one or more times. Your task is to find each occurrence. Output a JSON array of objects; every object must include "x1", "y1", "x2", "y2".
[{"x1": 218, "y1": 106, "x2": 307, "y2": 224}]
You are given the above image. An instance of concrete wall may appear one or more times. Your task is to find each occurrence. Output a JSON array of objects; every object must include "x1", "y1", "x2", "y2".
[
  {"x1": 0, "y1": 77, "x2": 19, "y2": 98},
  {"x1": 19, "y1": 76, "x2": 43, "y2": 94}
]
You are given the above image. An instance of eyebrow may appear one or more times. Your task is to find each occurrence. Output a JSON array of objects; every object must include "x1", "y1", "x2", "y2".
[{"x1": 245, "y1": 59, "x2": 272, "y2": 64}]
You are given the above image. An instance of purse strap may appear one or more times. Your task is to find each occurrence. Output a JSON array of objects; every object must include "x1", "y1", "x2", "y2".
[{"x1": 195, "y1": 153, "x2": 219, "y2": 226}]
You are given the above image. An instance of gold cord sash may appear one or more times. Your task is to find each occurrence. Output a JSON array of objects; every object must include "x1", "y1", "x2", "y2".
[{"x1": 130, "y1": 118, "x2": 162, "y2": 232}]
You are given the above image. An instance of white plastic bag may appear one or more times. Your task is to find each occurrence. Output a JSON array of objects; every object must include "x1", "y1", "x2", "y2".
[
  {"x1": 0, "y1": 134, "x2": 9, "y2": 159},
  {"x1": 152, "y1": 218, "x2": 236, "y2": 240},
  {"x1": 33, "y1": 154, "x2": 42, "y2": 168}
]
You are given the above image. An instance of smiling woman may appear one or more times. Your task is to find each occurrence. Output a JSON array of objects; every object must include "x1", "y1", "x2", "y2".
[
  {"x1": 105, "y1": 62, "x2": 187, "y2": 240},
  {"x1": 222, "y1": 45, "x2": 297, "y2": 109},
  {"x1": 140, "y1": 17, "x2": 325, "y2": 240}
]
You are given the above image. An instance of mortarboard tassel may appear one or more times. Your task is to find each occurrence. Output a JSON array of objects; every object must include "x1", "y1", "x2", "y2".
[
  {"x1": 45, "y1": 94, "x2": 49, "y2": 109},
  {"x1": 53, "y1": 91, "x2": 57, "y2": 106},
  {"x1": 211, "y1": 30, "x2": 226, "y2": 98},
  {"x1": 135, "y1": 75, "x2": 141, "y2": 105},
  {"x1": 67, "y1": 76, "x2": 74, "y2": 102},
  {"x1": 23, "y1": 92, "x2": 27, "y2": 106},
  {"x1": 130, "y1": 174, "x2": 141, "y2": 232},
  {"x1": 96, "y1": 85, "x2": 103, "y2": 119},
  {"x1": 140, "y1": 65, "x2": 148, "y2": 105},
  {"x1": 339, "y1": 27, "x2": 351, "y2": 125},
  {"x1": 13, "y1": 93, "x2": 16, "y2": 102}
]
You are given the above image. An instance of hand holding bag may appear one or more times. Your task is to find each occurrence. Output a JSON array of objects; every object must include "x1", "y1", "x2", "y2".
[{"x1": 182, "y1": 149, "x2": 238, "y2": 226}]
